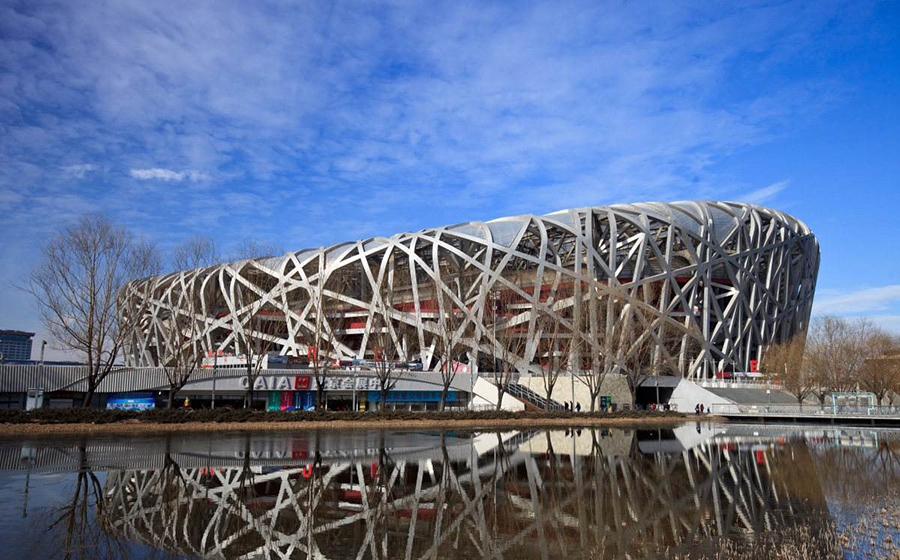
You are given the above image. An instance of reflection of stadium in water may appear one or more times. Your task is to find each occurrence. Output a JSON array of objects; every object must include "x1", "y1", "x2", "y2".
[{"x1": 73, "y1": 425, "x2": 856, "y2": 560}]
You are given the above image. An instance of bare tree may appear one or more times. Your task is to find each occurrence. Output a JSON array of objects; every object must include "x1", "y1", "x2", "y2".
[
  {"x1": 617, "y1": 299, "x2": 660, "y2": 409},
  {"x1": 762, "y1": 335, "x2": 814, "y2": 407},
  {"x1": 132, "y1": 235, "x2": 164, "y2": 280},
  {"x1": 25, "y1": 214, "x2": 161, "y2": 407},
  {"x1": 535, "y1": 286, "x2": 574, "y2": 410},
  {"x1": 859, "y1": 335, "x2": 899, "y2": 406},
  {"x1": 158, "y1": 273, "x2": 205, "y2": 408},
  {"x1": 172, "y1": 235, "x2": 220, "y2": 271},
  {"x1": 296, "y1": 253, "x2": 352, "y2": 410},
  {"x1": 806, "y1": 315, "x2": 883, "y2": 406},
  {"x1": 572, "y1": 284, "x2": 622, "y2": 412},
  {"x1": 489, "y1": 282, "x2": 529, "y2": 410},
  {"x1": 231, "y1": 263, "x2": 284, "y2": 409},
  {"x1": 230, "y1": 239, "x2": 283, "y2": 261},
  {"x1": 431, "y1": 258, "x2": 473, "y2": 411},
  {"x1": 367, "y1": 256, "x2": 413, "y2": 407},
  {"x1": 157, "y1": 235, "x2": 221, "y2": 408}
]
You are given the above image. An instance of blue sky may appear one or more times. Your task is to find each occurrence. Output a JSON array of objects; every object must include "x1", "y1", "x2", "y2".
[{"x1": 1, "y1": 0, "x2": 898, "y2": 358}]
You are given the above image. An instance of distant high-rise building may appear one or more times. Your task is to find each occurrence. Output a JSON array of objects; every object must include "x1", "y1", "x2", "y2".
[{"x1": 0, "y1": 330, "x2": 35, "y2": 362}]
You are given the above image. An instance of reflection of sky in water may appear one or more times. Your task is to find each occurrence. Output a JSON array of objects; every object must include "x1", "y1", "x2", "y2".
[{"x1": 0, "y1": 425, "x2": 897, "y2": 560}]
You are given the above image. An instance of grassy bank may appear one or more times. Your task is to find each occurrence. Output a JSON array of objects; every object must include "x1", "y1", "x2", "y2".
[{"x1": 0, "y1": 408, "x2": 690, "y2": 435}]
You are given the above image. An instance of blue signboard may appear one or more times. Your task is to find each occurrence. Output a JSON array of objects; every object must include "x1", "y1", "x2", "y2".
[
  {"x1": 106, "y1": 393, "x2": 156, "y2": 411},
  {"x1": 295, "y1": 391, "x2": 316, "y2": 410},
  {"x1": 367, "y1": 391, "x2": 456, "y2": 403}
]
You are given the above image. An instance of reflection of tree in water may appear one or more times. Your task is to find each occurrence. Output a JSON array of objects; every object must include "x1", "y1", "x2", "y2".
[
  {"x1": 805, "y1": 431, "x2": 900, "y2": 503},
  {"x1": 24, "y1": 440, "x2": 174, "y2": 560},
  {"x1": 95, "y1": 429, "x2": 872, "y2": 560}
]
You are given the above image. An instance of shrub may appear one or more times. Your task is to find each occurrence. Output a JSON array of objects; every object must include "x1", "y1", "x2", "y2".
[{"x1": 0, "y1": 406, "x2": 683, "y2": 426}]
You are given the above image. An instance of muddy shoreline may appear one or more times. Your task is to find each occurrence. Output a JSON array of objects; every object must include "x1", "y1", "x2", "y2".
[{"x1": 0, "y1": 415, "x2": 700, "y2": 437}]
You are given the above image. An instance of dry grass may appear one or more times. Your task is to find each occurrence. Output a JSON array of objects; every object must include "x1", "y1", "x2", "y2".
[{"x1": 644, "y1": 491, "x2": 900, "y2": 560}]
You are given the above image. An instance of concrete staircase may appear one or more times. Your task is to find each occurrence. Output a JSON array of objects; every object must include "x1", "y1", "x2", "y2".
[{"x1": 507, "y1": 383, "x2": 565, "y2": 411}]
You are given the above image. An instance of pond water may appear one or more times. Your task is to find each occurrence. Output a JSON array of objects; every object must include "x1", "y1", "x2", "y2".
[{"x1": 0, "y1": 422, "x2": 898, "y2": 559}]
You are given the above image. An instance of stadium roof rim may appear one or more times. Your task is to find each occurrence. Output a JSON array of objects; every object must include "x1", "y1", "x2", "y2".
[{"x1": 160, "y1": 200, "x2": 815, "y2": 276}]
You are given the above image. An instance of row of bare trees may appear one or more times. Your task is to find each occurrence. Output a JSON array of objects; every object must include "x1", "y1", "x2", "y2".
[
  {"x1": 762, "y1": 315, "x2": 900, "y2": 407},
  {"x1": 23, "y1": 214, "x2": 283, "y2": 408}
]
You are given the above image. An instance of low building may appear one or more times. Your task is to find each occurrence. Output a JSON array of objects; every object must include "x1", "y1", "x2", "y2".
[{"x1": 0, "y1": 363, "x2": 525, "y2": 411}]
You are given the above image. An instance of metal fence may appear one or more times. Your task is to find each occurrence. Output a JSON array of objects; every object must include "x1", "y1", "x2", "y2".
[{"x1": 710, "y1": 403, "x2": 900, "y2": 417}]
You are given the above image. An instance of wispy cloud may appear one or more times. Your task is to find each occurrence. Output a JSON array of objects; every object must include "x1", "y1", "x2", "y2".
[
  {"x1": 62, "y1": 163, "x2": 98, "y2": 179},
  {"x1": 0, "y1": 0, "x2": 889, "y2": 343},
  {"x1": 130, "y1": 168, "x2": 209, "y2": 182},
  {"x1": 742, "y1": 180, "x2": 789, "y2": 205},
  {"x1": 814, "y1": 285, "x2": 900, "y2": 314}
]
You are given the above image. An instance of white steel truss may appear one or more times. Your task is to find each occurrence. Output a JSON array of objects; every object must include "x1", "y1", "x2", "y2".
[{"x1": 119, "y1": 201, "x2": 819, "y2": 378}]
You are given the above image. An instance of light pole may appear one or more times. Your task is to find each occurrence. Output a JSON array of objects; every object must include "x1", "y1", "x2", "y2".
[
  {"x1": 39, "y1": 340, "x2": 46, "y2": 383},
  {"x1": 38, "y1": 340, "x2": 46, "y2": 409},
  {"x1": 211, "y1": 349, "x2": 218, "y2": 409}
]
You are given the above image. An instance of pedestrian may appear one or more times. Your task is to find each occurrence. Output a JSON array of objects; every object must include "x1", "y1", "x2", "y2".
[
  {"x1": 576, "y1": 402, "x2": 581, "y2": 412},
  {"x1": 695, "y1": 403, "x2": 700, "y2": 415},
  {"x1": 700, "y1": 403, "x2": 705, "y2": 414},
  {"x1": 565, "y1": 402, "x2": 570, "y2": 411}
]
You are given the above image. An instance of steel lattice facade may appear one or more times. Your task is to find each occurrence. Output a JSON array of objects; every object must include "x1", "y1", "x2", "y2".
[{"x1": 119, "y1": 201, "x2": 819, "y2": 379}]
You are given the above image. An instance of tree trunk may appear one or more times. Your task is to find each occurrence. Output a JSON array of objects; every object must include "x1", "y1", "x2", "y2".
[
  {"x1": 380, "y1": 386, "x2": 388, "y2": 408},
  {"x1": 316, "y1": 385, "x2": 325, "y2": 411},
  {"x1": 82, "y1": 385, "x2": 96, "y2": 408},
  {"x1": 439, "y1": 387, "x2": 448, "y2": 411},
  {"x1": 167, "y1": 390, "x2": 174, "y2": 409}
]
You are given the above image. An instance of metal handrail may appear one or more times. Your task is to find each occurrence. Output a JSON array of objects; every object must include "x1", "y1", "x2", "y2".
[
  {"x1": 710, "y1": 403, "x2": 900, "y2": 416},
  {"x1": 506, "y1": 382, "x2": 564, "y2": 410}
]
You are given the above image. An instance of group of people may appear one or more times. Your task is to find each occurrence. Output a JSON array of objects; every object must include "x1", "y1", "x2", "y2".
[
  {"x1": 648, "y1": 402, "x2": 672, "y2": 411},
  {"x1": 694, "y1": 403, "x2": 710, "y2": 415},
  {"x1": 563, "y1": 401, "x2": 582, "y2": 412}
]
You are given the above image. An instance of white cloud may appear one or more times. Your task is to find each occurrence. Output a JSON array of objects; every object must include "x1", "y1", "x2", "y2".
[
  {"x1": 814, "y1": 285, "x2": 900, "y2": 315},
  {"x1": 62, "y1": 163, "x2": 98, "y2": 178},
  {"x1": 741, "y1": 180, "x2": 788, "y2": 205},
  {"x1": 130, "y1": 168, "x2": 209, "y2": 182},
  {"x1": 0, "y1": 1, "x2": 882, "y2": 341}
]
